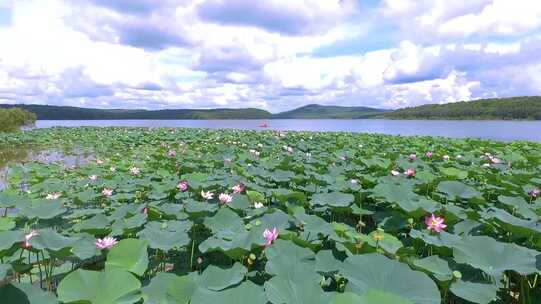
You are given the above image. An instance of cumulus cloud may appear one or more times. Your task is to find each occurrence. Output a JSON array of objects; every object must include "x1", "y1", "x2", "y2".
[{"x1": 0, "y1": 0, "x2": 540, "y2": 111}]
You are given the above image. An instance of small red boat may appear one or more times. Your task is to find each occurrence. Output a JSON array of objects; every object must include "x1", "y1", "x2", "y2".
[{"x1": 259, "y1": 123, "x2": 270, "y2": 128}]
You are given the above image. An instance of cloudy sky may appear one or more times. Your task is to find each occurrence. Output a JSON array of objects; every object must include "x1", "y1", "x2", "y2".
[{"x1": 0, "y1": 0, "x2": 540, "y2": 112}]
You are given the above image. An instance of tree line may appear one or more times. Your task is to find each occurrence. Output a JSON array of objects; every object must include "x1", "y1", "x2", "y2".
[
  {"x1": 383, "y1": 96, "x2": 541, "y2": 120},
  {"x1": 0, "y1": 107, "x2": 37, "y2": 132}
]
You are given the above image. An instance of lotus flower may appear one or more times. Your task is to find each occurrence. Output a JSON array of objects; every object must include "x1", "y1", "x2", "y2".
[
  {"x1": 219, "y1": 193, "x2": 233, "y2": 204},
  {"x1": 391, "y1": 170, "x2": 400, "y2": 176},
  {"x1": 201, "y1": 190, "x2": 214, "y2": 200},
  {"x1": 23, "y1": 230, "x2": 38, "y2": 248},
  {"x1": 130, "y1": 167, "x2": 141, "y2": 175},
  {"x1": 95, "y1": 237, "x2": 118, "y2": 249},
  {"x1": 46, "y1": 192, "x2": 61, "y2": 200},
  {"x1": 425, "y1": 152, "x2": 433, "y2": 158},
  {"x1": 142, "y1": 207, "x2": 148, "y2": 215},
  {"x1": 340, "y1": 156, "x2": 347, "y2": 161},
  {"x1": 490, "y1": 156, "x2": 501, "y2": 164},
  {"x1": 177, "y1": 180, "x2": 188, "y2": 192},
  {"x1": 110, "y1": 167, "x2": 116, "y2": 172},
  {"x1": 96, "y1": 159, "x2": 104, "y2": 165},
  {"x1": 232, "y1": 184, "x2": 245, "y2": 193},
  {"x1": 443, "y1": 155, "x2": 450, "y2": 161},
  {"x1": 168, "y1": 150, "x2": 177, "y2": 157},
  {"x1": 254, "y1": 202, "x2": 264, "y2": 209},
  {"x1": 405, "y1": 168, "x2": 416, "y2": 177},
  {"x1": 350, "y1": 179, "x2": 358, "y2": 184},
  {"x1": 263, "y1": 227, "x2": 278, "y2": 247},
  {"x1": 482, "y1": 163, "x2": 491, "y2": 168},
  {"x1": 529, "y1": 188, "x2": 540, "y2": 199},
  {"x1": 306, "y1": 152, "x2": 312, "y2": 158},
  {"x1": 425, "y1": 214, "x2": 447, "y2": 232},
  {"x1": 89, "y1": 175, "x2": 98, "y2": 181},
  {"x1": 409, "y1": 154, "x2": 417, "y2": 161},
  {"x1": 102, "y1": 188, "x2": 113, "y2": 197}
]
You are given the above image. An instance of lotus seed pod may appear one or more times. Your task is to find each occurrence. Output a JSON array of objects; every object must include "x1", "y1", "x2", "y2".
[{"x1": 452, "y1": 270, "x2": 462, "y2": 280}]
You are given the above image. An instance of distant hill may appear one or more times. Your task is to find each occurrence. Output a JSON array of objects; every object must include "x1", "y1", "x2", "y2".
[
  {"x1": 273, "y1": 104, "x2": 389, "y2": 119},
  {"x1": 382, "y1": 96, "x2": 541, "y2": 120},
  {"x1": 0, "y1": 104, "x2": 272, "y2": 120},
  {"x1": 2, "y1": 96, "x2": 540, "y2": 120}
]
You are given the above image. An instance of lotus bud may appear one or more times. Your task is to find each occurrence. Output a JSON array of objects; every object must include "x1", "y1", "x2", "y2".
[{"x1": 452, "y1": 270, "x2": 462, "y2": 281}]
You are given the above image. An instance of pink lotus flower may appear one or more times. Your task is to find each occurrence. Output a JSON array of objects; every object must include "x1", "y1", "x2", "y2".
[
  {"x1": 391, "y1": 170, "x2": 400, "y2": 176},
  {"x1": 96, "y1": 159, "x2": 104, "y2": 165},
  {"x1": 102, "y1": 188, "x2": 113, "y2": 197},
  {"x1": 425, "y1": 152, "x2": 433, "y2": 158},
  {"x1": 130, "y1": 167, "x2": 141, "y2": 175},
  {"x1": 425, "y1": 214, "x2": 447, "y2": 232},
  {"x1": 443, "y1": 155, "x2": 450, "y2": 161},
  {"x1": 409, "y1": 154, "x2": 417, "y2": 161},
  {"x1": 529, "y1": 188, "x2": 540, "y2": 199},
  {"x1": 142, "y1": 207, "x2": 148, "y2": 215},
  {"x1": 263, "y1": 227, "x2": 279, "y2": 247},
  {"x1": 254, "y1": 202, "x2": 264, "y2": 209},
  {"x1": 219, "y1": 193, "x2": 233, "y2": 204},
  {"x1": 177, "y1": 180, "x2": 188, "y2": 192},
  {"x1": 95, "y1": 237, "x2": 118, "y2": 249},
  {"x1": 168, "y1": 150, "x2": 177, "y2": 157},
  {"x1": 89, "y1": 175, "x2": 98, "y2": 181},
  {"x1": 340, "y1": 156, "x2": 347, "y2": 161},
  {"x1": 23, "y1": 230, "x2": 38, "y2": 248},
  {"x1": 201, "y1": 190, "x2": 214, "y2": 200},
  {"x1": 350, "y1": 179, "x2": 358, "y2": 184},
  {"x1": 405, "y1": 168, "x2": 416, "y2": 177},
  {"x1": 286, "y1": 146, "x2": 293, "y2": 153},
  {"x1": 232, "y1": 184, "x2": 245, "y2": 193}
]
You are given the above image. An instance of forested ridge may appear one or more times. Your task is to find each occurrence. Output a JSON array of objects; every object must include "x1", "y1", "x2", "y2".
[{"x1": 382, "y1": 96, "x2": 541, "y2": 120}]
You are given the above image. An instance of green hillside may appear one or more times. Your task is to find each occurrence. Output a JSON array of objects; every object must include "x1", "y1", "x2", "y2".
[
  {"x1": 0, "y1": 104, "x2": 272, "y2": 120},
  {"x1": 382, "y1": 96, "x2": 541, "y2": 120},
  {"x1": 273, "y1": 104, "x2": 389, "y2": 119}
]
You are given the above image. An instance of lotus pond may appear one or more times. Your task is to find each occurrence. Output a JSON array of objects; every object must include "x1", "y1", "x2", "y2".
[{"x1": 0, "y1": 127, "x2": 540, "y2": 304}]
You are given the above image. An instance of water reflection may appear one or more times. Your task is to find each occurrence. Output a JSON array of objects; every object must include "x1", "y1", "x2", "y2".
[{"x1": 0, "y1": 146, "x2": 94, "y2": 190}]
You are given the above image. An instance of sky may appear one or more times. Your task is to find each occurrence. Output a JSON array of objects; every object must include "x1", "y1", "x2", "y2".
[{"x1": 0, "y1": 0, "x2": 540, "y2": 112}]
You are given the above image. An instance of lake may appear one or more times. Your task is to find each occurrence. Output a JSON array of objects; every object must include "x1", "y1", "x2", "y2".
[{"x1": 35, "y1": 119, "x2": 541, "y2": 142}]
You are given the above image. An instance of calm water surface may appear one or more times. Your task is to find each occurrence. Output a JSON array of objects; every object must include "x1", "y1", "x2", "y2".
[{"x1": 36, "y1": 119, "x2": 541, "y2": 142}]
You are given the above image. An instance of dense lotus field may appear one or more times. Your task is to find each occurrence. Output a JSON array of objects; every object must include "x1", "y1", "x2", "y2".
[{"x1": 0, "y1": 127, "x2": 540, "y2": 304}]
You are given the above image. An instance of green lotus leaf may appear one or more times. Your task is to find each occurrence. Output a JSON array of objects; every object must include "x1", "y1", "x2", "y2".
[
  {"x1": 437, "y1": 181, "x2": 482, "y2": 200},
  {"x1": 310, "y1": 192, "x2": 354, "y2": 208},
  {"x1": 191, "y1": 281, "x2": 267, "y2": 304},
  {"x1": 29, "y1": 228, "x2": 79, "y2": 253},
  {"x1": 264, "y1": 267, "x2": 328, "y2": 304},
  {"x1": 203, "y1": 207, "x2": 244, "y2": 233},
  {"x1": 413, "y1": 256, "x2": 453, "y2": 281},
  {"x1": 0, "y1": 217, "x2": 15, "y2": 231},
  {"x1": 19, "y1": 200, "x2": 66, "y2": 219},
  {"x1": 105, "y1": 238, "x2": 149, "y2": 276},
  {"x1": 452, "y1": 235, "x2": 539, "y2": 276},
  {"x1": 0, "y1": 283, "x2": 58, "y2": 304},
  {"x1": 137, "y1": 223, "x2": 191, "y2": 251},
  {"x1": 141, "y1": 272, "x2": 196, "y2": 304},
  {"x1": 197, "y1": 262, "x2": 247, "y2": 291},
  {"x1": 265, "y1": 240, "x2": 316, "y2": 277},
  {"x1": 449, "y1": 280, "x2": 498, "y2": 304},
  {"x1": 57, "y1": 268, "x2": 141, "y2": 304},
  {"x1": 72, "y1": 213, "x2": 111, "y2": 233},
  {"x1": 315, "y1": 250, "x2": 342, "y2": 274},
  {"x1": 0, "y1": 263, "x2": 12, "y2": 281},
  {"x1": 0, "y1": 230, "x2": 24, "y2": 251},
  {"x1": 340, "y1": 253, "x2": 440, "y2": 304},
  {"x1": 497, "y1": 195, "x2": 537, "y2": 219}
]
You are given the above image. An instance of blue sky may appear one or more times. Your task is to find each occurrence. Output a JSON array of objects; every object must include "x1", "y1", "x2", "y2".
[{"x1": 0, "y1": 0, "x2": 540, "y2": 112}]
